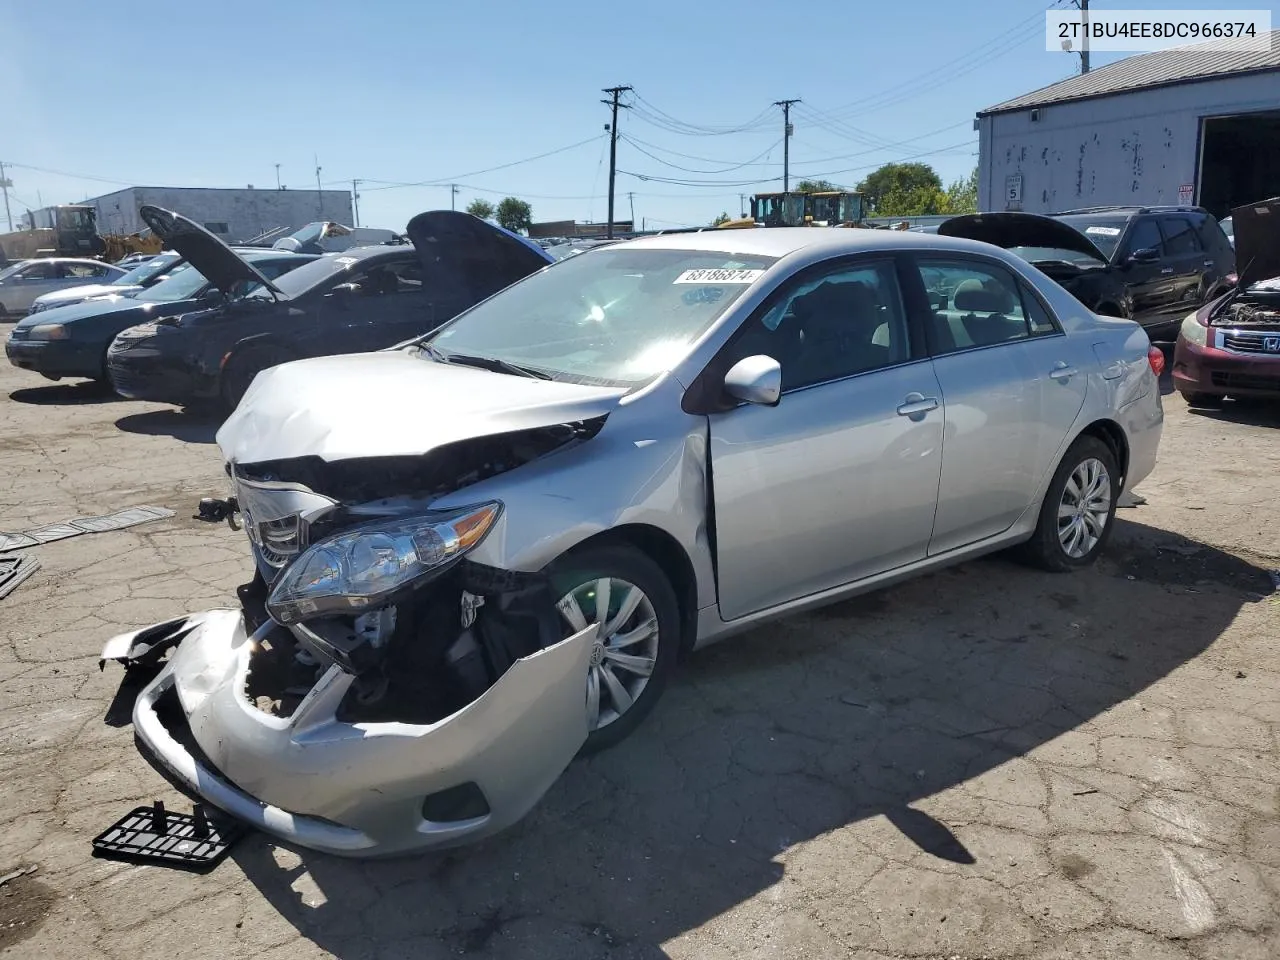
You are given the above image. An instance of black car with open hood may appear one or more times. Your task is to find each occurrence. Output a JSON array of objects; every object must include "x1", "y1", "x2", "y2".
[
  {"x1": 107, "y1": 208, "x2": 555, "y2": 411},
  {"x1": 941, "y1": 207, "x2": 1236, "y2": 339}
]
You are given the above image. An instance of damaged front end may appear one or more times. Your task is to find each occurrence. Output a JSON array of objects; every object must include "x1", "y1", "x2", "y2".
[{"x1": 104, "y1": 418, "x2": 609, "y2": 857}]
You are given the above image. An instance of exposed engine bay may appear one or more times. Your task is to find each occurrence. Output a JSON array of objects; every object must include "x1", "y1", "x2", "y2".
[
  {"x1": 1210, "y1": 285, "x2": 1280, "y2": 327},
  {"x1": 224, "y1": 419, "x2": 607, "y2": 725}
]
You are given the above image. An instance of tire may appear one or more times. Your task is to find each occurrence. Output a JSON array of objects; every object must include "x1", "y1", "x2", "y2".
[
  {"x1": 1179, "y1": 391, "x2": 1223, "y2": 408},
  {"x1": 545, "y1": 543, "x2": 681, "y2": 755},
  {"x1": 1019, "y1": 435, "x2": 1120, "y2": 573},
  {"x1": 220, "y1": 344, "x2": 294, "y2": 412}
]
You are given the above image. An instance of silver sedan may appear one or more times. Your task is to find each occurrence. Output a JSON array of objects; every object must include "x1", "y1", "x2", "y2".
[
  {"x1": 0, "y1": 257, "x2": 126, "y2": 316},
  {"x1": 104, "y1": 225, "x2": 1164, "y2": 857}
]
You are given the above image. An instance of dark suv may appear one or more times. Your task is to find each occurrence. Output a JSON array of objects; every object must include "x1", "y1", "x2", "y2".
[{"x1": 940, "y1": 205, "x2": 1236, "y2": 340}]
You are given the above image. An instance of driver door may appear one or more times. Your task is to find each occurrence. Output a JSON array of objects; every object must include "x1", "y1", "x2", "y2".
[{"x1": 705, "y1": 257, "x2": 944, "y2": 621}]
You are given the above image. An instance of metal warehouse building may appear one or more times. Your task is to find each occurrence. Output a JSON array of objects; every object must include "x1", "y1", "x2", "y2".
[
  {"x1": 89, "y1": 186, "x2": 354, "y2": 244},
  {"x1": 976, "y1": 32, "x2": 1280, "y2": 218}
]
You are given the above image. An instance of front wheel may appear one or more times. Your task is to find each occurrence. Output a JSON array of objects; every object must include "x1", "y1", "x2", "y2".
[
  {"x1": 1019, "y1": 436, "x2": 1120, "y2": 572},
  {"x1": 546, "y1": 544, "x2": 681, "y2": 755}
]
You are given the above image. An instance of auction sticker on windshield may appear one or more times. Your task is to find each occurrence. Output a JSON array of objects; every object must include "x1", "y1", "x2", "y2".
[
  {"x1": 1085, "y1": 226, "x2": 1122, "y2": 237},
  {"x1": 673, "y1": 268, "x2": 764, "y2": 284}
]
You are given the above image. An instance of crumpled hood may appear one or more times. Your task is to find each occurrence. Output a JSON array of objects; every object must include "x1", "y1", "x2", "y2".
[
  {"x1": 939, "y1": 212, "x2": 1109, "y2": 262},
  {"x1": 1230, "y1": 196, "x2": 1280, "y2": 290},
  {"x1": 217, "y1": 350, "x2": 629, "y2": 465}
]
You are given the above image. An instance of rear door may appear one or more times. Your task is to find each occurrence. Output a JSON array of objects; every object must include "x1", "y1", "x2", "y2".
[
  {"x1": 909, "y1": 254, "x2": 1087, "y2": 555},
  {"x1": 1157, "y1": 215, "x2": 1210, "y2": 319}
]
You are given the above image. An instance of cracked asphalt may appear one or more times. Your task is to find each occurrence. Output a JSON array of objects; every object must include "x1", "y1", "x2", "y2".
[{"x1": 1, "y1": 360, "x2": 1278, "y2": 960}]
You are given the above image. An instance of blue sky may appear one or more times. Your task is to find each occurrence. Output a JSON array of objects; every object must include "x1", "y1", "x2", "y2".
[{"x1": 1, "y1": 0, "x2": 1273, "y2": 232}]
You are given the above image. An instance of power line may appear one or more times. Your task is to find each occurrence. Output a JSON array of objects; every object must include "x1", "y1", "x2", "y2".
[
  {"x1": 357, "y1": 135, "x2": 607, "y2": 192},
  {"x1": 619, "y1": 170, "x2": 781, "y2": 188},
  {"x1": 1, "y1": 161, "x2": 135, "y2": 187},
  {"x1": 794, "y1": 139, "x2": 978, "y2": 181},
  {"x1": 620, "y1": 135, "x2": 781, "y2": 175},
  {"x1": 627, "y1": 92, "x2": 776, "y2": 137}
]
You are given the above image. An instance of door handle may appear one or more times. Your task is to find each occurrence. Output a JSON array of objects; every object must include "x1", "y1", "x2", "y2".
[
  {"x1": 896, "y1": 393, "x2": 939, "y2": 418},
  {"x1": 1203, "y1": 260, "x2": 1214, "y2": 267},
  {"x1": 1049, "y1": 362, "x2": 1078, "y2": 381},
  {"x1": 1160, "y1": 267, "x2": 1174, "y2": 275}
]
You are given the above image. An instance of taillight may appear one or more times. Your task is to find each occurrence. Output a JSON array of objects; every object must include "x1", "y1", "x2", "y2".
[{"x1": 1147, "y1": 344, "x2": 1166, "y2": 377}]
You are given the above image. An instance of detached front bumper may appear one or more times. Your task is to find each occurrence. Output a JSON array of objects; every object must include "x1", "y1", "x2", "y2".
[{"x1": 106, "y1": 609, "x2": 595, "y2": 858}]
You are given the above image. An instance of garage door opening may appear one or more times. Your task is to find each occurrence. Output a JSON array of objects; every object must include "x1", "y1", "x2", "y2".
[{"x1": 1198, "y1": 111, "x2": 1280, "y2": 218}]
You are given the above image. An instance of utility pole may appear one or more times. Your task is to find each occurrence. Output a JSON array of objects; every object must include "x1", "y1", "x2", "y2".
[
  {"x1": 0, "y1": 161, "x2": 12, "y2": 232},
  {"x1": 601, "y1": 85, "x2": 632, "y2": 239},
  {"x1": 352, "y1": 180, "x2": 362, "y2": 227},
  {"x1": 739, "y1": 193, "x2": 746, "y2": 217},
  {"x1": 774, "y1": 100, "x2": 800, "y2": 192},
  {"x1": 1074, "y1": 0, "x2": 1091, "y2": 73},
  {"x1": 275, "y1": 163, "x2": 282, "y2": 190},
  {"x1": 314, "y1": 155, "x2": 323, "y2": 218},
  {"x1": 627, "y1": 191, "x2": 635, "y2": 227},
  {"x1": 451, "y1": 184, "x2": 460, "y2": 211}
]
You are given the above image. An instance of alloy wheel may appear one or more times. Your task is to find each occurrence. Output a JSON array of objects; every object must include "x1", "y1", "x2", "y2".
[
  {"x1": 556, "y1": 578, "x2": 659, "y2": 732},
  {"x1": 1057, "y1": 457, "x2": 1111, "y2": 559}
]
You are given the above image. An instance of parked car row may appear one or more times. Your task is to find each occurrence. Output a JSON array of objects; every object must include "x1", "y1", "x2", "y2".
[
  {"x1": 5, "y1": 207, "x2": 553, "y2": 409},
  {"x1": 0, "y1": 257, "x2": 127, "y2": 316},
  {"x1": 96, "y1": 212, "x2": 1170, "y2": 858}
]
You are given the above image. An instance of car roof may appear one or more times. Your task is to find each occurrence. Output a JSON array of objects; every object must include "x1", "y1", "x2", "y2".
[
  {"x1": 604, "y1": 227, "x2": 1013, "y2": 260},
  {"x1": 240, "y1": 250, "x2": 317, "y2": 263}
]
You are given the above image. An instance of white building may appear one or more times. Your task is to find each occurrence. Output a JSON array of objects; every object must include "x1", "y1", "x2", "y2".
[
  {"x1": 89, "y1": 186, "x2": 354, "y2": 244},
  {"x1": 976, "y1": 32, "x2": 1280, "y2": 218}
]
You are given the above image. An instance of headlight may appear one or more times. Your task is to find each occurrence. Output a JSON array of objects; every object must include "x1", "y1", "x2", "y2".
[
  {"x1": 1179, "y1": 311, "x2": 1209, "y2": 347},
  {"x1": 26, "y1": 323, "x2": 68, "y2": 341},
  {"x1": 266, "y1": 503, "x2": 502, "y2": 625}
]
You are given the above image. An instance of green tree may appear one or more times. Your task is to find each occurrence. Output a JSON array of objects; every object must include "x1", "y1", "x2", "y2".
[
  {"x1": 944, "y1": 167, "x2": 979, "y2": 214},
  {"x1": 793, "y1": 179, "x2": 841, "y2": 193},
  {"x1": 856, "y1": 162, "x2": 943, "y2": 215},
  {"x1": 495, "y1": 197, "x2": 533, "y2": 234},
  {"x1": 711, "y1": 211, "x2": 733, "y2": 226},
  {"x1": 465, "y1": 199, "x2": 495, "y2": 220}
]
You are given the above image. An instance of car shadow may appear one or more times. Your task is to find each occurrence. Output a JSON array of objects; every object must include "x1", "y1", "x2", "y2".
[
  {"x1": 8, "y1": 381, "x2": 121, "y2": 405},
  {"x1": 1186, "y1": 397, "x2": 1280, "y2": 428},
  {"x1": 114, "y1": 409, "x2": 221, "y2": 444},
  {"x1": 204, "y1": 518, "x2": 1267, "y2": 958}
]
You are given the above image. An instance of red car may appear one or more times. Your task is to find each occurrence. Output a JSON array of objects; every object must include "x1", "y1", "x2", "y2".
[{"x1": 1173, "y1": 197, "x2": 1280, "y2": 405}]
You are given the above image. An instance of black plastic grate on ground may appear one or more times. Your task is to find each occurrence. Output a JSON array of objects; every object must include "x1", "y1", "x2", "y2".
[{"x1": 92, "y1": 802, "x2": 248, "y2": 873}]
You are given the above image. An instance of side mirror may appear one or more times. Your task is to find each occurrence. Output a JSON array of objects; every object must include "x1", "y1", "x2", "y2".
[
  {"x1": 330, "y1": 282, "x2": 360, "y2": 298},
  {"x1": 1127, "y1": 246, "x2": 1160, "y2": 265},
  {"x1": 201, "y1": 287, "x2": 224, "y2": 303},
  {"x1": 724, "y1": 355, "x2": 782, "y2": 407}
]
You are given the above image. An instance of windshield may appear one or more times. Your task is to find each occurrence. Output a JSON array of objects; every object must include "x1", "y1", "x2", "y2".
[
  {"x1": 0, "y1": 261, "x2": 32, "y2": 281},
  {"x1": 132, "y1": 264, "x2": 210, "y2": 302},
  {"x1": 113, "y1": 254, "x2": 181, "y2": 287},
  {"x1": 57, "y1": 208, "x2": 95, "y2": 232},
  {"x1": 422, "y1": 247, "x2": 778, "y2": 387},
  {"x1": 1009, "y1": 245, "x2": 1105, "y2": 266},
  {"x1": 1054, "y1": 216, "x2": 1127, "y2": 258}
]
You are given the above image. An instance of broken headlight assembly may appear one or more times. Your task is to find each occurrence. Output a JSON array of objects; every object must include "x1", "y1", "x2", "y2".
[{"x1": 266, "y1": 502, "x2": 502, "y2": 625}]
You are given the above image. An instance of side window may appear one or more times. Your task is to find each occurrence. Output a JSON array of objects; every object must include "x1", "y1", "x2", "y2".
[
  {"x1": 349, "y1": 260, "x2": 424, "y2": 298},
  {"x1": 59, "y1": 263, "x2": 100, "y2": 279},
  {"x1": 1160, "y1": 216, "x2": 1201, "y2": 255},
  {"x1": 915, "y1": 258, "x2": 1032, "y2": 353},
  {"x1": 257, "y1": 260, "x2": 299, "y2": 281},
  {"x1": 203, "y1": 222, "x2": 230, "y2": 235},
  {"x1": 1018, "y1": 281, "x2": 1061, "y2": 335},
  {"x1": 16, "y1": 261, "x2": 57, "y2": 280},
  {"x1": 1124, "y1": 218, "x2": 1163, "y2": 257},
  {"x1": 733, "y1": 259, "x2": 910, "y2": 392}
]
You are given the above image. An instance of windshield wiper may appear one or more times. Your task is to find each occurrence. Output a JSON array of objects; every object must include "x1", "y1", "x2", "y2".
[{"x1": 419, "y1": 344, "x2": 551, "y2": 380}]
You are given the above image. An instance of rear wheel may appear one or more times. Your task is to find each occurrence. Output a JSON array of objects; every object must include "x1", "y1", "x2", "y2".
[
  {"x1": 546, "y1": 544, "x2": 681, "y2": 755},
  {"x1": 1019, "y1": 436, "x2": 1120, "y2": 572},
  {"x1": 220, "y1": 344, "x2": 294, "y2": 412}
]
